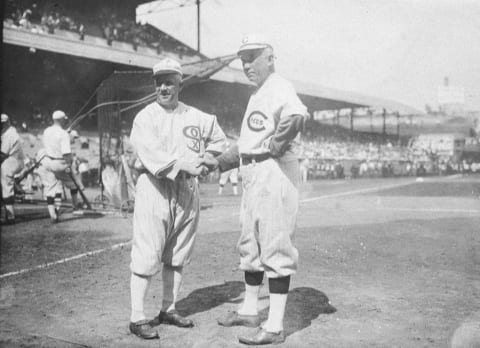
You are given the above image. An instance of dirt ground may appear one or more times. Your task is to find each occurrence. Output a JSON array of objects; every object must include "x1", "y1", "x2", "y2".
[{"x1": 1, "y1": 175, "x2": 480, "y2": 347}]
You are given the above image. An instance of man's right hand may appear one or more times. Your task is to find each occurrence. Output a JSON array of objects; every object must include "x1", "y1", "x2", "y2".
[
  {"x1": 179, "y1": 158, "x2": 210, "y2": 176},
  {"x1": 199, "y1": 153, "x2": 219, "y2": 171}
]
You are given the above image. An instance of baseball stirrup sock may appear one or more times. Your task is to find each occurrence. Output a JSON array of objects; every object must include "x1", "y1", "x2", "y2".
[
  {"x1": 130, "y1": 273, "x2": 151, "y2": 322},
  {"x1": 269, "y1": 276, "x2": 290, "y2": 294},
  {"x1": 3, "y1": 196, "x2": 14, "y2": 205},
  {"x1": 245, "y1": 271, "x2": 264, "y2": 286}
]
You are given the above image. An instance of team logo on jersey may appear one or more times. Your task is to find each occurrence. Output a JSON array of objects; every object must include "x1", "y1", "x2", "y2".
[
  {"x1": 183, "y1": 126, "x2": 201, "y2": 152},
  {"x1": 247, "y1": 111, "x2": 267, "y2": 132}
]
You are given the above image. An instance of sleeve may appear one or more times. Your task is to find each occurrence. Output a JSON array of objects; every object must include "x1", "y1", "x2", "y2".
[
  {"x1": 1, "y1": 133, "x2": 12, "y2": 155},
  {"x1": 268, "y1": 82, "x2": 308, "y2": 157},
  {"x1": 203, "y1": 115, "x2": 227, "y2": 155},
  {"x1": 216, "y1": 144, "x2": 240, "y2": 172},
  {"x1": 130, "y1": 113, "x2": 182, "y2": 181},
  {"x1": 60, "y1": 131, "x2": 72, "y2": 155}
]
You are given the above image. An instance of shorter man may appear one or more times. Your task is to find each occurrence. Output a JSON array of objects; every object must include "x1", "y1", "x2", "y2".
[
  {"x1": 40, "y1": 110, "x2": 84, "y2": 222},
  {"x1": 128, "y1": 58, "x2": 226, "y2": 340},
  {"x1": 1, "y1": 114, "x2": 25, "y2": 223}
]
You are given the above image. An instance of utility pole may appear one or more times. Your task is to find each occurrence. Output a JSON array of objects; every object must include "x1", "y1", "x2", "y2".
[{"x1": 197, "y1": 0, "x2": 201, "y2": 52}]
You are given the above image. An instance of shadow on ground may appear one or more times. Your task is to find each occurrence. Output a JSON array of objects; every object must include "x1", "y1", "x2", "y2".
[
  {"x1": 174, "y1": 281, "x2": 336, "y2": 338},
  {"x1": 176, "y1": 281, "x2": 245, "y2": 317},
  {"x1": 259, "y1": 287, "x2": 337, "y2": 337}
]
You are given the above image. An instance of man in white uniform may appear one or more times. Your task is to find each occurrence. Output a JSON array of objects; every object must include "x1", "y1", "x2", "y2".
[
  {"x1": 202, "y1": 34, "x2": 308, "y2": 345},
  {"x1": 41, "y1": 110, "x2": 83, "y2": 223},
  {"x1": 1, "y1": 114, "x2": 25, "y2": 224},
  {"x1": 128, "y1": 58, "x2": 226, "y2": 340}
]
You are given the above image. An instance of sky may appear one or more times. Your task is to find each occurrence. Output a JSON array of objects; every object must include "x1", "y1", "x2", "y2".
[{"x1": 137, "y1": 0, "x2": 480, "y2": 112}]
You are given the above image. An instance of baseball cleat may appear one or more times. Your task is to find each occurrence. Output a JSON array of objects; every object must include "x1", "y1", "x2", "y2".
[
  {"x1": 217, "y1": 311, "x2": 261, "y2": 328},
  {"x1": 155, "y1": 310, "x2": 194, "y2": 328},
  {"x1": 238, "y1": 327, "x2": 285, "y2": 345},
  {"x1": 129, "y1": 319, "x2": 159, "y2": 339}
]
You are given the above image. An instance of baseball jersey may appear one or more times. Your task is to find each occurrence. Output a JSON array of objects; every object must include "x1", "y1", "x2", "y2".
[
  {"x1": 237, "y1": 72, "x2": 308, "y2": 160},
  {"x1": 130, "y1": 101, "x2": 226, "y2": 180},
  {"x1": 1, "y1": 126, "x2": 24, "y2": 162},
  {"x1": 43, "y1": 124, "x2": 71, "y2": 158}
]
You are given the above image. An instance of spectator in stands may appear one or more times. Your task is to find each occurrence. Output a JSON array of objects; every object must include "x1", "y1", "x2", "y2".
[
  {"x1": 19, "y1": 9, "x2": 32, "y2": 29},
  {"x1": 78, "y1": 23, "x2": 85, "y2": 40}
]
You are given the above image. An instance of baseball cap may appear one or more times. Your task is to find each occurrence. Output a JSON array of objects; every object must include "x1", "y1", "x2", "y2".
[
  {"x1": 52, "y1": 110, "x2": 68, "y2": 120},
  {"x1": 153, "y1": 58, "x2": 183, "y2": 76},
  {"x1": 1, "y1": 114, "x2": 9, "y2": 123},
  {"x1": 237, "y1": 34, "x2": 272, "y2": 55},
  {"x1": 70, "y1": 130, "x2": 79, "y2": 138}
]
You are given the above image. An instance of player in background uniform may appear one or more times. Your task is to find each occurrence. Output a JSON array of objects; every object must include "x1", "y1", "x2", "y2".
[
  {"x1": 1, "y1": 114, "x2": 25, "y2": 224},
  {"x1": 218, "y1": 143, "x2": 239, "y2": 195},
  {"x1": 128, "y1": 58, "x2": 227, "y2": 340},
  {"x1": 201, "y1": 34, "x2": 308, "y2": 345},
  {"x1": 218, "y1": 167, "x2": 239, "y2": 195},
  {"x1": 40, "y1": 110, "x2": 84, "y2": 223}
]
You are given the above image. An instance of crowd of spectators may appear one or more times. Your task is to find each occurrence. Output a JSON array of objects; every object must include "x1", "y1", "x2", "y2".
[
  {"x1": 4, "y1": 0, "x2": 198, "y2": 58},
  {"x1": 296, "y1": 122, "x2": 479, "y2": 180}
]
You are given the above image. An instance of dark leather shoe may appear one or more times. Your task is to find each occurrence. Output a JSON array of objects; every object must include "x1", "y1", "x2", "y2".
[
  {"x1": 157, "y1": 310, "x2": 193, "y2": 328},
  {"x1": 238, "y1": 328, "x2": 285, "y2": 345},
  {"x1": 217, "y1": 311, "x2": 261, "y2": 328},
  {"x1": 129, "y1": 320, "x2": 159, "y2": 339}
]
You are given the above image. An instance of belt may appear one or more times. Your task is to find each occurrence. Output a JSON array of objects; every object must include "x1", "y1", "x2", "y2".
[
  {"x1": 47, "y1": 155, "x2": 64, "y2": 160},
  {"x1": 137, "y1": 169, "x2": 193, "y2": 180},
  {"x1": 240, "y1": 153, "x2": 271, "y2": 165}
]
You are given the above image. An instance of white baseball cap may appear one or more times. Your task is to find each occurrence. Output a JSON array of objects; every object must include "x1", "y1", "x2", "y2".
[
  {"x1": 1, "y1": 114, "x2": 9, "y2": 123},
  {"x1": 52, "y1": 110, "x2": 68, "y2": 120},
  {"x1": 153, "y1": 58, "x2": 183, "y2": 76},
  {"x1": 70, "y1": 130, "x2": 79, "y2": 138},
  {"x1": 238, "y1": 34, "x2": 272, "y2": 55}
]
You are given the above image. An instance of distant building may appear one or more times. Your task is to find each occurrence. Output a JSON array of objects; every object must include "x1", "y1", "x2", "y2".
[{"x1": 437, "y1": 76, "x2": 465, "y2": 115}]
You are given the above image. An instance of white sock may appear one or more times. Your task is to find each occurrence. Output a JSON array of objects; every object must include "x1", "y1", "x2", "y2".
[
  {"x1": 130, "y1": 273, "x2": 151, "y2": 322},
  {"x1": 162, "y1": 265, "x2": 183, "y2": 312},
  {"x1": 5, "y1": 205, "x2": 15, "y2": 219},
  {"x1": 233, "y1": 185, "x2": 238, "y2": 195},
  {"x1": 238, "y1": 284, "x2": 260, "y2": 315},
  {"x1": 263, "y1": 293, "x2": 288, "y2": 332},
  {"x1": 47, "y1": 205, "x2": 57, "y2": 219}
]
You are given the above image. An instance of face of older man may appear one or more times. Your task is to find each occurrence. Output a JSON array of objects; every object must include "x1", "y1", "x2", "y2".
[
  {"x1": 154, "y1": 73, "x2": 181, "y2": 109},
  {"x1": 239, "y1": 47, "x2": 274, "y2": 87}
]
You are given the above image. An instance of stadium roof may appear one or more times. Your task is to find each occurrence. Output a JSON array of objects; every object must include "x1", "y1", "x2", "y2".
[
  {"x1": 211, "y1": 66, "x2": 423, "y2": 115},
  {"x1": 4, "y1": 25, "x2": 422, "y2": 116}
]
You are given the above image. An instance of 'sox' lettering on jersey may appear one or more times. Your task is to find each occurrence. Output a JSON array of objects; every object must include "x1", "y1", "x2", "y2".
[
  {"x1": 183, "y1": 126, "x2": 201, "y2": 152},
  {"x1": 247, "y1": 111, "x2": 267, "y2": 132}
]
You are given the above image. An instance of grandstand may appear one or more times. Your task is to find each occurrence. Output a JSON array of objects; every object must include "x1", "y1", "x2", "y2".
[{"x1": 3, "y1": 0, "x2": 479, "y2": 185}]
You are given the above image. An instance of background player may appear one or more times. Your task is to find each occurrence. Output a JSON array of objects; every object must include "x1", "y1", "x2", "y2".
[
  {"x1": 1, "y1": 114, "x2": 25, "y2": 224},
  {"x1": 40, "y1": 110, "x2": 83, "y2": 223},
  {"x1": 128, "y1": 58, "x2": 226, "y2": 340}
]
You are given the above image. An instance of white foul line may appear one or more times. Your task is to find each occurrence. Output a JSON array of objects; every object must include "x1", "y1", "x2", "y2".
[
  {"x1": 300, "y1": 180, "x2": 415, "y2": 203},
  {"x1": 376, "y1": 207, "x2": 480, "y2": 214},
  {"x1": 0, "y1": 241, "x2": 131, "y2": 279}
]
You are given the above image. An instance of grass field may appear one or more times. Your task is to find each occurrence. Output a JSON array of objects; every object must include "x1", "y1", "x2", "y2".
[{"x1": 1, "y1": 174, "x2": 479, "y2": 347}]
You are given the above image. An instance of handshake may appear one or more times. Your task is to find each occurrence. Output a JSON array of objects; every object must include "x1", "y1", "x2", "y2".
[{"x1": 179, "y1": 153, "x2": 219, "y2": 177}]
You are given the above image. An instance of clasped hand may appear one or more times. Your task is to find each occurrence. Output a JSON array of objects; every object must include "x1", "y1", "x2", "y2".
[{"x1": 180, "y1": 153, "x2": 219, "y2": 177}]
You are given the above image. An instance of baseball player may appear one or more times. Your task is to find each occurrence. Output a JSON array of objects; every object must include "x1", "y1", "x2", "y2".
[
  {"x1": 128, "y1": 58, "x2": 227, "y2": 340},
  {"x1": 218, "y1": 167, "x2": 239, "y2": 195},
  {"x1": 40, "y1": 110, "x2": 84, "y2": 223},
  {"x1": 1, "y1": 114, "x2": 25, "y2": 224},
  {"x1": 201, "y1": 34, "x2": 308, "y2": 345}
]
